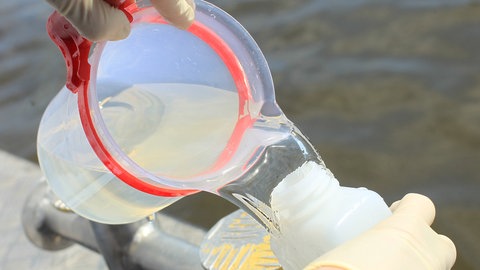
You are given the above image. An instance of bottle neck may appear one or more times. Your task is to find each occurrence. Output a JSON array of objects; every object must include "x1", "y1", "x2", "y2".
[
  {"x1": 270, "y1": 161, "x2": 340, "y2": 225},
  {"x1": 217, "y1": 126, "x2": 321, "y2": 235}
]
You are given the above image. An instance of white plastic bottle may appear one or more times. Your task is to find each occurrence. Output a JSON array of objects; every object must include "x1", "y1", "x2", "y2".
[{"x1": 270, "y1": 161, "x2": 391, "y2": 270}]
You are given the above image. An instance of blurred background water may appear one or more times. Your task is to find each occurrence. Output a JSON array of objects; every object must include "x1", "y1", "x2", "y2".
[{"x1": 1, "y1": 0, "x2": 479, "y2": 269}]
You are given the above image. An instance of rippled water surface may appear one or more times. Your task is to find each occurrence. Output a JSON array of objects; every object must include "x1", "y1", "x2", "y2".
[{"x1": 1, "y1": 0, "x2": 479, "y2": 269}]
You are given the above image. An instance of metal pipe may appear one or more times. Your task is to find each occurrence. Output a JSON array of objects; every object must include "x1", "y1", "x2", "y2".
[
  {"x1": 22, "y1": 181, "x2": 205, "y2": 270},
  {"x1": 127, "y1": 221, "x2": 203, "y2": 270},
  {"x1": 22, "y1": 182, "x2": 98, "y2": 251}
]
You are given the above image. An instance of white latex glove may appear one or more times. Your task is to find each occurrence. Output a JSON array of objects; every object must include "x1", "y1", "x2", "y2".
[
  {"x1": 45, "y1": 0, "x2": 196, "y2": 41},
  {"x1": 304, "y1": 193, "x2": 456, "y2": 270}
]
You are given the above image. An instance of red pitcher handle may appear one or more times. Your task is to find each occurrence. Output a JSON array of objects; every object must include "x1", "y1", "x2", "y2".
[{"x1": 46, "y1": 0, "x2": 134, "y2": 93}]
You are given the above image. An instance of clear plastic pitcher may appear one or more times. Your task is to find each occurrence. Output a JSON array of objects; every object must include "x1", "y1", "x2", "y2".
[{"x1": 38, "y1": 0, "x2": 282, "y2": 224}]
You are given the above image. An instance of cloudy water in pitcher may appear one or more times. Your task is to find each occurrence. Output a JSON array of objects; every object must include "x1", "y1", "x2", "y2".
[
  {"x1": 37, "y1": 82, "x2": 241, "y2": 223},
  {"x1": 37, "y1": 145, "x2": 169, "y2": 222},
  {"x1": 98, "y1": 82, "x2": 240, "y2": 178}
]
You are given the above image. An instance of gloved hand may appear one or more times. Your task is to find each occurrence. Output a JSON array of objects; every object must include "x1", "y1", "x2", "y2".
[
  {"x1": 45, "y1": 0, "x2": 195, "y2": 41},
  {"x1": 304, "y1": 193, "x2": 456, "y2": 270}
]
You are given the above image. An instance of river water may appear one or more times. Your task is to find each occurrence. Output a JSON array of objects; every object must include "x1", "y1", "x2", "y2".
[{"x1": 0, "y1": 0, "x2": 479, "y2": 269}]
